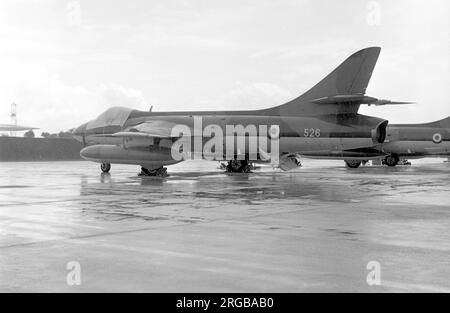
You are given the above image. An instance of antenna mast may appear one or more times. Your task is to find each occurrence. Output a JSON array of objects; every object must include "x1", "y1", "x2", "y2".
[{"x1": 10, "y1": 102, "x2": 17, "y2": 137}]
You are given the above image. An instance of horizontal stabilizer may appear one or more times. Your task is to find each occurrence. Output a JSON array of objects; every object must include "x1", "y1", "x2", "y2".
[
  {"x1": 311, "y1": 94, "x2": 377, "y2": 104},
  {"x1": 310, "y1": 94, "x2": 414, "y2": 106},
  {"x1": 369, "y1": 99, "x2": 414, "y2": 106}
]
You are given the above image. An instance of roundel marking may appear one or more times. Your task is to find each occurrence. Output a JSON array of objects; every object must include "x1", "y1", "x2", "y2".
[
  {"x1": 432, "y1": 133, "x2": 442, "y2": 144},
  {"x1": 268, "y1": 125, "x2": 280, "y2": 139}
]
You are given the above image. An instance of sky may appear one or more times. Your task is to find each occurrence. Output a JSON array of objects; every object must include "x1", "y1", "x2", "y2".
[{"x1": 0, "y1": 0, "x2": 449, "y2": 134}]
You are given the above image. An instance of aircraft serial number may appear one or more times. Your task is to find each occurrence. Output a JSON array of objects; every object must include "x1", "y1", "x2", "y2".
[{"x1": 304, "y1": 128, "x2": 321, "y2": 137}]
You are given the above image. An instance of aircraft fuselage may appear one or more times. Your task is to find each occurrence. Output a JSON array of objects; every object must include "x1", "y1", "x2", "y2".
[
  {"x1": 382, "y1": 122, "x2": 450, "y2": 158},
  {"x1": 76, "y1": 110, "x2": 388, "y2": 165}
]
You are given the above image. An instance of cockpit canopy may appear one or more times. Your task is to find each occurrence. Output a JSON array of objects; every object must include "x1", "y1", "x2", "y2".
[{"x1": 86, "y1": 107, "x2": 132, "y2": 130}]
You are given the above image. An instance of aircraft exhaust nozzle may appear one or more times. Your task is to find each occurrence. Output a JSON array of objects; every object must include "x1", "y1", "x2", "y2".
[{"x1": 371, "y1": 120, "x2": 388, "y2": 144}]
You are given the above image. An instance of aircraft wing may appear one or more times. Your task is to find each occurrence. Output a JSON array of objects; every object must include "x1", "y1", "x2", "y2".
[{"x1": 109, "y1": 120, "x2": 191, "y2": 149}]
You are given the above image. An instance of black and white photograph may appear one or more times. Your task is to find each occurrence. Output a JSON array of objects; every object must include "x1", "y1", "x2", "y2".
[{"x1": 0, "y1": 0, "x2": 449, "y2": 300}]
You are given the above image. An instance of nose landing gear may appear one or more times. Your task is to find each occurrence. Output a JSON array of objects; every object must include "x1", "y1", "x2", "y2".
[{"x1": 100, "y1": 163, "x2": 111, "y2": 173}]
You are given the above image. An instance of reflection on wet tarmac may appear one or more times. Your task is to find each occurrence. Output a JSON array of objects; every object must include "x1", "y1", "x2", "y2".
[{"x1": 0, "y1": 159, "x2": 449, "y2": 292}]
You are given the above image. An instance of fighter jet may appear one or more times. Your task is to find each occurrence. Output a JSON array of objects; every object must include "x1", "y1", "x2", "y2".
[
  {"x1": 73, "y1": 47, "x2": 407, "y2": 176},
  {"x1": 381, "y1": 117, "x2": 449, "y2": 167}
]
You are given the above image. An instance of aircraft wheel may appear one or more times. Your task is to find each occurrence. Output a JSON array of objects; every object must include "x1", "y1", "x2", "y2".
[
  {"x1": 138, "y1": 167, "x2": 168, "y2": 177},
  {"x1": 228, "y1": 160, "x2": 244, "y2": 172},
  {"x1": 241, "y1": 164, "x2": 253, "y2": 173},
  {"x1": 225, "y1": 160, "x2": 253, "y2": 173},
  {"x1": 385, "y1": 154, "x2": 399, "y2": 167},
  {"x1": 100, "y1": 163, "x2": 111, "y2": 173},
  {"x1": 345, "y1": 160, "x2": 362, "y2": 168}
]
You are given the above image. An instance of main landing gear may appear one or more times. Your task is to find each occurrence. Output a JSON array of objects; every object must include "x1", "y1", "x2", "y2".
[
  {"x1": 383, "y1": 154, "x2": 399, "y2": 167},
  {"x1": 138, "y1": 166, "x2": 168, "y2": 177},
  {"x1": 100, "y1": 163, "x2": 111, "y2": 173},
  {"x1": 99, "y1": 163, "x2": 168, "y2": 177},
  {"x1": 224, "y1": 160, "x2": 253, "y2": 173}
]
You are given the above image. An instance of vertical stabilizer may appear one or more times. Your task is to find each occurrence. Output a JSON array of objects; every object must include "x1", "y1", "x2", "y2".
[{"x1": 264, "y1": 47, "x2": 381, "y2": 116}]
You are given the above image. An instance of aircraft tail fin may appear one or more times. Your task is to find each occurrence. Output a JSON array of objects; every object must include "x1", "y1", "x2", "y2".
[
  {"x1": 263, "y1": 47, "x2": 381, "y2": 116},
  {"x1": 438, "y1": 116, "x2": 450, "y2": 128},
  {"x1": 394, "y1": 116, "x2": 450, "y2": 128},
  {"x1": 419, "y1": 116, "x2": 450, "y2": 128}
]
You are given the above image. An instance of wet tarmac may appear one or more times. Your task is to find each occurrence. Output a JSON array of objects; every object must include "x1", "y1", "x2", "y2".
[{"x1": 0, "y1": 159, "x2": 449, "y2": 292}]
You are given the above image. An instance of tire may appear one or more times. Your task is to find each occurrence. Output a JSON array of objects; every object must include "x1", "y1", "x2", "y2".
[
  {"x1": 100, "y1": 163, "x2": 111, "y2": 173},
  {"x1": 229, "y1": 160, "x2": 244, "y2": 172},
  {"x1": 384, "y1": 154, "x2": 399, "y2": 167},
  {"x1": 345, "y1": 160, "x2": 362, "y2": 168}
]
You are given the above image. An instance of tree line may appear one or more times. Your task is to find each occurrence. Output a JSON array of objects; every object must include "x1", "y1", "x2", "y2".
[{"x1": 23, "y1": 129, "x2": 75, "y2": 138}]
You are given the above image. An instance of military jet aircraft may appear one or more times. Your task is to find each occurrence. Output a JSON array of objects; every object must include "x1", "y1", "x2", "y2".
[
  {"x1": 344, "y1": 116, "x2": 449, "y2": 168},
  {"x1": 73, "y1": 47, "x2": 408, "y2": 176}
]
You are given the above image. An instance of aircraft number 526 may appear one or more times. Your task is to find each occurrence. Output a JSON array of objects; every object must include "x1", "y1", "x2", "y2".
[{"x1": 304, "y1": 128, "x2": 321, "y2": 137}]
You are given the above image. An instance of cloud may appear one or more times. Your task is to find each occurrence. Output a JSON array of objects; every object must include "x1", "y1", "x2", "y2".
[
  {"x1": 96, "y1": 83, "x2": 148, "y2": 109},
  {"x1": 129, "y1": 23, "x2": 238, "y2": 51},
  {"x1": 224, "y1": 82, "x2": 293, "y2": 110},
  {"x1": 0, "y1": 0, "x2": 448, "y2": 129},
  {"x1": 0, "y1": 72, "x2": 149, "y2": 134}
]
